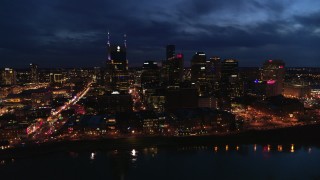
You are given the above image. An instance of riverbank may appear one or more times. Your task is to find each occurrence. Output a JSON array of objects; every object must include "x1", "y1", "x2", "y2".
[{"x1": 2, "y1": 124, "x2": 320, "y2": 159}]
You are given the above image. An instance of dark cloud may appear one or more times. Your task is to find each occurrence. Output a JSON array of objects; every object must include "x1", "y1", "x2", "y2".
[
  {"x1": 295, "y1": 12, "x2": 320, "y2": 28},
  {"x1": 0, "y1": 0, "x2": 319, "y2": 68}
]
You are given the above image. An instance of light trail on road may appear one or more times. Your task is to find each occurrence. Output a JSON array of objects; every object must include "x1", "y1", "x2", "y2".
[{"x1": 26, "y1": 81, "x2": 92, "y2": 140}]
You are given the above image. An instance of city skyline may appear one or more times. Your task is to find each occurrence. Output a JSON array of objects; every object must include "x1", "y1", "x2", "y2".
[
  {"x1": 2, "y1": 1, "x2": 320, "y2": 179},
  {"x1": 1, "y1": 0, "x2": 320, "y2": 68}
]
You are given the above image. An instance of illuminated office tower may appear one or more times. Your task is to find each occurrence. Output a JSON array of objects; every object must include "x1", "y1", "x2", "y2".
[
  {"x1": 221, "y1": 59, "x2": 242, "y2": 98},
  {"x1": 207, "y1": 56, "x2": 221, "y2": 81},
  {"x1": 191, "y1": 52, "x2": 208, "y2": 96},
  {"x1": 1, "y1": 68, "x2": 16, "y2": 85},
  {"x1": 168, "y1": 53, "x2": 184, "y2": 84},
  {"x1": 162, "y1": 45, "x2": 183, "y2": 84},
  {"x1": 221, "y1": 59, "x2": 238, "y2": 81},
  {"x1": 105, "y1": 33, "x2": 129, "y2": 93},
  {"x1": 206, "y1": 56, "x2": 221, "y2": 93},
  {"x1": 30, "y1": 63, "x2": 39, "y2": 83},
  {"x1": 141, "y1": 61, "x2": 160, "y2": 88},
  {"x1": 191, "y1": 52, "x2": 207, "y2": 83},
  {"x1": 261, "y1": 60, "x2": 285, "y2": 97}
]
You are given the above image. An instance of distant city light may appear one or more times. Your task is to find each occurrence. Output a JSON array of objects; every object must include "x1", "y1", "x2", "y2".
[
  {"x1": 111, "y1": 91, "x2": 120, "y2": 94},
  {"x1": 90, "y1": 152, "x2": 96, "y2": 160},
  {"x1": 267, "y1": 80, "x2": 276, "y2": 84},
  {"x1": 176, "y1": 54, "x2": 183, "y2": 58}
]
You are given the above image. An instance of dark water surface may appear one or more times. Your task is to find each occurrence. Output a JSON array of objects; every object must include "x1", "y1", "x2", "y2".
[{"x1": 1, "y1": 144, "x2": 320, "y2": 180}]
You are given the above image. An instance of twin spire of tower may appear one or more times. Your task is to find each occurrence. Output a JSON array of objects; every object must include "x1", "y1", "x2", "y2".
[
  {"x1": 107, "y1": 31, "x2": 127, "y2": 48},
  {"x1": 124, "y1": 34, "x2": 127, "y2": 48},
  {"x1": 107, "y1": 31, "x2": 127, "y2": 61},
  {"x1": 107, "y1": 31, "x2": 110, "y2": 47}
]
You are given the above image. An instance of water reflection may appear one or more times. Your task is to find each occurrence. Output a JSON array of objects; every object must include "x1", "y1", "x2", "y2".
[
  {"x1": 180, "y1": 146, "x2": 208, "y2": 151},
  {"x1": 1, "y1": 144, "x2": 320, "y2": 179},
  {"x1": 143, "y1": 147, "x2": 158, "y2": 157},
  {"x1": 131, "y1": 149, "x2": 137, "y2": 157},
  {"x1": 214, "y1": 146, "x2": 218, "y2": 152},
  {"x1": 89, "y1": 144, "x2": 320, "y2": 179},
  {"x1": 106, "y1": 147, "x2": 158, "y2": 179},
  {"x1": 131, "y1": 149, "x2": 137, "y2": 163},
  {"x1": 0, "y1": 158, "x2": 15, "y2": 166},
  {"x1": 90, "y1": 152, "x2": 96, "y2": 160},
  {"x1": 290, "y1": 144, "x2": 295, "y2": 153},
  {"x1": 175, "y1": 144, "x2": 313, "y2": 154},
  {"x1": 262, "y1": 145, "x2": 271, "y2": 152}
]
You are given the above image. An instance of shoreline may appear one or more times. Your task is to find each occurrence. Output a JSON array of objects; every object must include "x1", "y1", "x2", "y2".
[{"x1": 2, "y1": 124, "x2": 320, "y2": 158}]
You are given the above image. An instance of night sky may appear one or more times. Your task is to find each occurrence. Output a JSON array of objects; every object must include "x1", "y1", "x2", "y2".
[{"x1": 1, "y1": 0, "x2": 320, "y2": 68}]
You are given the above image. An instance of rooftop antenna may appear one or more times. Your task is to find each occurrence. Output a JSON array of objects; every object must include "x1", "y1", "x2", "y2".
[
  {"x1": 124, "y1": 34, "x2": 127, "y2": 48},
  {"x1": 107, "y1": 31, "x2": 110, "y2": 47},
  {"x1": 107, "y1": 31, "x2": 111, "y2": 60}
]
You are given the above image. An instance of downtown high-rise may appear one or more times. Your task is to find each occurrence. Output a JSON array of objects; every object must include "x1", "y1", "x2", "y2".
[
  {"x1": 261, "y1": 60, "x2": 285, "y2": 97},
  {"x1": 105, "y1": 33, "x2": 129, "y2": 93}
]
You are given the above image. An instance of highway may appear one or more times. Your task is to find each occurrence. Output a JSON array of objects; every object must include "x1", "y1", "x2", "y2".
[{"x1": 26, "y1": 81, "x2": 92, "y2": 141}]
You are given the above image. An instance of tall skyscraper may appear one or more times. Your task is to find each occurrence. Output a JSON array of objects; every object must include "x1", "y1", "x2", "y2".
[
  {"x1": 206, "y1": 56, "x2": 221, "y2": 94},
  {"x1": 168, "y1": 53, "x2": 184, "y2": 84},
  {"x1": 30, "y1": 63, "x2": 39, "y2": 83},
  {"x1": 105, "y1": 33, "x2": 129, "y2": 93},
  {"x1": 208, "y1": 57, "x2": 221, "y2": 81},
  {"x1": 191, "y1": 52, "x2": 208, "y2": 96},
  {"x1": 141, "y1": 61, "x2": 160, "y2": 88},
  {"x1": 191, "y1": 52, "x2": 207, "y2": 83},
  {"x1": 261, "y1": 60, "x2": 285, "y2": 97},
  {"x1": 162, "y1": 45, "x2": 183, "y2": 85},
  {"x1": 166, "y1": 45, "x2": 175, "y2": 60},
  {"x1": 1, "y1": 68, "x2": 16, "y2": 85},
  {"x1": 221, "y1": 59, "x2": 238, "y2": 81},
  {"x1": 221, "y1": 59, "x2": 242, "y2": 98}
]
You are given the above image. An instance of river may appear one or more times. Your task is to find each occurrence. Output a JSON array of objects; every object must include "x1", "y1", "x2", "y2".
[{"x1": 1, "y1": 144, "x2": 320, "y2": 179}]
